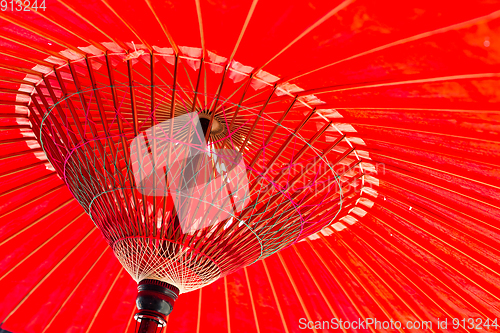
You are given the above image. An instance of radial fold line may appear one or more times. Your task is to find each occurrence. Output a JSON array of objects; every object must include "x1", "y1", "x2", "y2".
[
  {"x1": 40, "y1": 247, "x2": 110, "y2": 332},
  {"x1": 1, "y1": 228, "x2": 98, "y2": 326},
  {"x1": 144, "y1": 0, "x2": 179, "y2": 54},
  {"x1": 229, "y1": 0, "x2": 259, "y2": 62},
  {"x1": 285, "y1": 8, "x2": 500, "y2": 83}
]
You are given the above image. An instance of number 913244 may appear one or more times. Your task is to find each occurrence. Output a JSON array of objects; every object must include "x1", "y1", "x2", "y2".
[{"x1": 1, "y1": 0, "x2": 46, "y2": 11}]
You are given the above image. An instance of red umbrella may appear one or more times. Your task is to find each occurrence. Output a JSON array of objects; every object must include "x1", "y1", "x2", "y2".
[{"x1": 1, "y1": 0, "x2": 500, "y2": 332}]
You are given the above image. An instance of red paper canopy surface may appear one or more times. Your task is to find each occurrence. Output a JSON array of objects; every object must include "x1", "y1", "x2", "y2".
[{"x1": 1, "y1": 0, "x2": 500, "y2": 332}]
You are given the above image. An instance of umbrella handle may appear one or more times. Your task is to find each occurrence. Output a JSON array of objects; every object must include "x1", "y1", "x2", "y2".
[{"x1": 134, "y1": 279, "x2": 179, "y2": 333}]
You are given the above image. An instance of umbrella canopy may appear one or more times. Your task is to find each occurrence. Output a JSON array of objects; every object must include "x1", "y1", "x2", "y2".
[{"x1": 1, "y1": 0, "x2": 500, "y2": 332}]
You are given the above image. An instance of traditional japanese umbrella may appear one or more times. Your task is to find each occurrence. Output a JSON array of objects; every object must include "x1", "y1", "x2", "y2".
[{"x1": 1, "y1": 0, "x2": 500, "y2": 332}]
